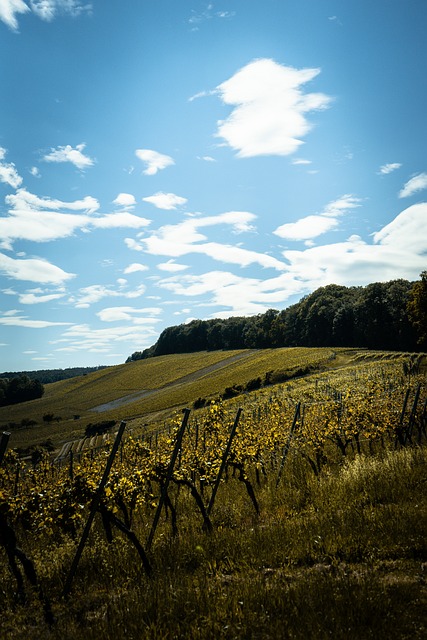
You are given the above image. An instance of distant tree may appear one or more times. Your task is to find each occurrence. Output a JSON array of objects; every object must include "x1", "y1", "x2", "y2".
[
  {"x1": 2, "y1": 375, "x2": 44, "y2": 406},
  {"x1": 407, "y1": 271, "x2": 427, "y2": 349}
]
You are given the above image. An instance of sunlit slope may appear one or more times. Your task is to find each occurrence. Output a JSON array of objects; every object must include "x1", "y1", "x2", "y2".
[{"x1": 2, "y1": 348, "x2": 339, "y2": 447}]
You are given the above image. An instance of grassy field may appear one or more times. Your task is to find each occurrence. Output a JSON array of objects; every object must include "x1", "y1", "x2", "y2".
[{"x1": 1, "y1": 348, "x2": 426, "y2": 639}]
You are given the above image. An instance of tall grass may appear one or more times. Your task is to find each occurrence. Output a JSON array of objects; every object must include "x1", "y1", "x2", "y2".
[{"x1": 1, "y1": 444, "x2": 426, "y2": 639}]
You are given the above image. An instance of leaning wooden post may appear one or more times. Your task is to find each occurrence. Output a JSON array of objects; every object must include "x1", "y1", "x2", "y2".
[
  {"x1": 405, "y1": 383, "x2": 421, "y2": 444},
  {"x1": 276, "y1": 402, "x2": 301, "y2": 488},
  {"x1": 0, "y1": 431, "x2": 11, "y2": 466},
  {"x1": 146, "y1": 409, "x2": 191, "y2": 551},
  {"x1": 206, "y1": 408, "x2": 242, "y2": 517},
  {"x1": 62, "y1": 421, "x2": 126, "y2": 598}
]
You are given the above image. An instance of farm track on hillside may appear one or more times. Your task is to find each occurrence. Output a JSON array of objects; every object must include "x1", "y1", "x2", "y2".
[{"x1": 90, "y1": 350, "x2": 259, "y2": 413}]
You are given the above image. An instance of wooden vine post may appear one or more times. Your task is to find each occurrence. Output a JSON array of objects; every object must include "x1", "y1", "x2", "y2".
[
  {"x1": 146, "y1": 408, "x2": 191, "y2": 551},
  {"x1": 276, "y1": 402, "x2": 301, "y2": 488},
  {"x1": 0, "y1": 431, "x2": 11, "y2": 466},
  {"x1": 62, "y1": 420, "x2": 127, "y2": 598},
  {"x1": 206, "y1": 408, "x2": 242, "y2": 516}
]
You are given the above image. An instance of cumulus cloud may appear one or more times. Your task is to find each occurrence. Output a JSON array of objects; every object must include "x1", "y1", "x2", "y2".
[
  {"x1": 124, "y1": 263, "x2": 149, "y2": 274},
  {"x1": 113, "y1": 193, "x2": 137, "y2": 210},
  {"x1": 0, "y1": 252, "x2": 75, "y2": 283},
  {"x1": 135, "y1": 149, "x2": 175, "y2": 175},
  {"x1": 43, "y1": 143, "x2": 94, "y2": 169},
  {"x1": 215, "y1": 58, "x2": 332, "y2": 158},
  {"x1": 0, "y1": 147, "x2": 23, "y2": 188},
  {"x1": 142, "y1": 192, "x2": 188, "y2": 210},
  {"x1": 274, "y1": 194, "x2": 361, "y2": 241},
  {"x1": 1, "y1": 188, "x2": 150, "y2": 250},
  {"x1": 399, "y1": 172, "x2": 427, "y2": 198},
  {"x1": 378, "y1": 162, "x2": 402, "y2": 175}
]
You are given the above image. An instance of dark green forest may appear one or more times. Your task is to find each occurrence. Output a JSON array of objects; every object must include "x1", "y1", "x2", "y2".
[
  {"x1": 127, "y1": 276, "x2": 427, "y2": 362},
  {"x1": 0, "y1": 375, "x2": 44, "y2": 407}
]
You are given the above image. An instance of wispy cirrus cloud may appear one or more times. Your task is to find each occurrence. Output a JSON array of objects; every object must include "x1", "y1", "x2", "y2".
[
  {"x1": 96, "y1": 306, "x2": 162, "y2": 323},
  {"x1": 143, "y1": 192, "x2": 188, "y2": 210},
  {"x1": 42, "y1": 143, "x2": 95, "y2": 170},
  {"x1": 378, "y1": 162, "x2": 402, "y2": 175},
  {"x1": 214, "y1": 58, "x2": 332, "y2": 158},
  {"x1": 399, "y1": 172, "x2": 427, "y2": 198},
  {"x1": 70, "y1": 282, "x2": 147, "y2": 308},
  {"x1": 4, "y1": 286, "x2": 66, "y2": 304},
  {"x1": 274, "y1": 195, "x2": 361, "y2": 242},
  {"x1": 125, "y1": 210, "x2": 286, "y2": 271},
  {"x1": 0, "y1": 147, "x2": 23, "y2": 188},
  {"x1": 0, "y1": 309, "x2": 72, "y2": 328},
  {"x1": 0, "y1": 0, "x2": 91, "y2": 30},
  {"x1": 135, "y1": 149, "x2": 175, "y2": 176}
]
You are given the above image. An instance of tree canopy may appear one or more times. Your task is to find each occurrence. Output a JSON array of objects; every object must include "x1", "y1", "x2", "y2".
[{"x1": 127, "y1": 277, "x2": 423, "y2": 362}]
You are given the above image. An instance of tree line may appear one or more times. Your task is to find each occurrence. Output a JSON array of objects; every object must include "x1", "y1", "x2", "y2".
[
  {"x1": 0, "y1": 366, "x2": 108, "y2": 385},
  {"x1": 127, "y1": 275, "x2": 427, "y2": 362},
  {"x1": 0, "y1": 375, "x2": 44, "y2": 407}
]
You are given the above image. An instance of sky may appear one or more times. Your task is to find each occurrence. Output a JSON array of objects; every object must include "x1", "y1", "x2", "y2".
[{"x1": 0, "y1": 0, "x2": 426, "y2": 372}]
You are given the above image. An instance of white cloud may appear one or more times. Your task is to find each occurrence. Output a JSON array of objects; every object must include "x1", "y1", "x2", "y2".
[
  {"x1": 292, "y1": 158, "x2": 312, "y2": 165},
  {"x1": 30, "y1": 0, "x2": 92, "y2": 21},
  {"x1": 96, "y1": 306, "x2": 162, "y2": 323},
  {"x1": 157, "y1": 260, "x2": 189, "y2": 272},
  {"x1": 124, "y1": 263, "x2": 149, "y2": 274},
  {"x1": 378, "y1": 162, "x2": 402, "y2": 175},
  {"x1": 54, "y1": 322, "x2": 160, "y2": 354},
  {"x1": 215, "y1": 58, "x2": 332, "y2": 158},
  {"x1": 19, "y1": 291, "x2": 65, "y2": 304},
  {"x1": 0, "y1": 252, "x2": 75, "y2": 283},
  {"x1": 113, "y1": 193, "x2": 137, "y2": 210},
  {"x1": 274, "y1": 215, "x2": 339, "y2": 241},
  {"x1": 274, "y1": 194, "x2": 361, "y2": 241},
  {"x1": 0, "y1": 0, "x2": 29, "y2": 30},
  {"x1": 129, "y1": 210, "x2": 286, "y2": 271},
  {"x1": 43, "y1": 143, "x2": 94, "y2": 169},
  {"x1": 142, "y1": 192, "x2": 188, "y2": 210},
  {"x1": 1, "y1": 188, "x2": 150, "y2": 250},
  {"x1": 156, "y1": 203, "x2": 427, "y2": 317},
  {"x1": 0, "y1": 311, "x2": 72, "y2": 328},
  {"x1": 0, "y1": 147, "x2": 23, "y2": 188},
  {"x1": 399, "y1": 172, "x2": 427, "y2": 198},
  {"x1": 30, "y1": 166, "x2": 40, "y2": 177},
  {"x1": 135, "y1": 149, "x2": 175, "y2": 176},
  {"x1": 71, "y1": 282, "x2": 147, "y2": 308}
]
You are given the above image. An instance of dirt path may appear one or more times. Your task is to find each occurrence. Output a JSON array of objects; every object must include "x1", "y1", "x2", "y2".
[{"x1": 90, "y1": 351, "x2": 258, "y2": 413}]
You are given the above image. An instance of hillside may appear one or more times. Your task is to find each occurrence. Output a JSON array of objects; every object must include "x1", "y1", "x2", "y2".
[
  {"x1": 0, "y1": 347, "x2": 426, "y2": 639},
  {"x1": 1, "y1": 347, "x2": 342, "y2": 452}
]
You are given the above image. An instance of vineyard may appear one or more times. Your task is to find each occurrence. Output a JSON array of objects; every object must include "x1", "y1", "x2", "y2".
[{"x1": 1, "y1": 351, "x2": 426, "y2": 639}]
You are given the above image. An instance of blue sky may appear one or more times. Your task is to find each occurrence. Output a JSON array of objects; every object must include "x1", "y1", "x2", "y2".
[{"x1": 0, "y1": 0, "x2": 426, "y2": 372}]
